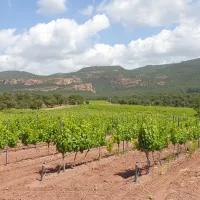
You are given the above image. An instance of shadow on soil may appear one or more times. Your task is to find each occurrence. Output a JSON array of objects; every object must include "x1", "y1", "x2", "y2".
[
  {"x1": 38, "y1": 151, "x2": 183, "y2": 179},
  {"x1": 115, "y1": 169, "x2": 137, "y2": 179},
  {"x1": 38, "y1": 152, "x2": 116, "y2": 175},
  {"x1": 39, "y1": 162, "x2": 89, "y2": 175}
]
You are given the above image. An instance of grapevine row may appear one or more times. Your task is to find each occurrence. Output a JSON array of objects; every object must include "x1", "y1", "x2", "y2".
[{"x1": 0, "y1": 110, "x2": 200, "y2": 171}]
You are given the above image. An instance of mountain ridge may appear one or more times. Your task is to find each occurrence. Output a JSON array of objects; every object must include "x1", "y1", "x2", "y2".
[
  {"x1": 2, "y1": 58, "x2": 200, "y2": 77},
  {"x1": 0, "y1": 58, "x2": 200, "y2": 95}
]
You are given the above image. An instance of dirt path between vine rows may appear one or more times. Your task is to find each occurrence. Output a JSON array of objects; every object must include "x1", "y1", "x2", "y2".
[{"x1": 1, "y1": 144, "x2": 200, "y2": 200}]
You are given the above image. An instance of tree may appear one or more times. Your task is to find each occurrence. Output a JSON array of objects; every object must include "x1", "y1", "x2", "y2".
[
  {"x1": 53, "y1": 94, "x2": 66, "y2": 105},
  {"x1": 68, "y1": 95, "x2": 84, "y2": 105},
  {"x1": 15, "y1": 100, "x2": 29, "y2": 109},
  {"x1": 43, "y1": 95, "x2": 57, "y2": 108},
  {"x1": 4, "y1": 100, "x2": 16, "y2": 109},
  {"x1": 30, "y1": 100, "x2": 43, "y2": 109}
]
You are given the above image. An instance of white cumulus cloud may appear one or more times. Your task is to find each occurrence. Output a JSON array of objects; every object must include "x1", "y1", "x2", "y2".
[
  {"x1": 6, "y1": 14, "x2": 110, "y2": 60},
  {"x1": 67, "y1": 19, "x2": 200, "y2": 70},
  {"x1": 1, "y1": 20, "x2": 200, "y2": 74},
  {"x1": 98, "y1": 0, "x2": 193, "y2": 27},
  {"x1": 0, "y1": 29, "x2": 19, "y2": 51},
  {"x1": 1, "y1": 1, "x2": 200, "y2": 75},
  {"x1": 37, "y1": 0, "x2": 67, "y2": 15},
  {"x1": 0, "y1": 15, "x2": 110, "y2": 74}
]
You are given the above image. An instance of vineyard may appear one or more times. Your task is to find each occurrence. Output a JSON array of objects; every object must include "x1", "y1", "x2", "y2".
[
  {"x1": 1, "y1": 104, "x2": 200, "y2": 200},
  {"x1": 0, "y1": 105, "x2": 199, "y2": 168}
]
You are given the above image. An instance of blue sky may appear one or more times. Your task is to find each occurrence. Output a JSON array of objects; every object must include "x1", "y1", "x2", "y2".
[
  {"x1": 0, "y1": 0, "x2": 200, "y2": 74},
  {"x1": 0, "y1": 0, "x2": 168, "y2": 44}
]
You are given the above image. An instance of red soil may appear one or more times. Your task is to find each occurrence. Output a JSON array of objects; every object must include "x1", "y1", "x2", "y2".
[{"x1": 0, "y1": 144, "x2": 200, "y2": 200}]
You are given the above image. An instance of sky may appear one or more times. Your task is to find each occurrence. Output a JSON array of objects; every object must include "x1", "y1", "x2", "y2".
[{"x1": 0, "y1": 0, "x2": 200, "y2": 75}]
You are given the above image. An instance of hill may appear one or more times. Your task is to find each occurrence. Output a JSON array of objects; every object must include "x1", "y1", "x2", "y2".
[
  {"x1": 0, "y1": 71, "x2": 39, "y2": 79},
  {"x1": 1, "y1": 58, "x2": 200, "y2": 95}
]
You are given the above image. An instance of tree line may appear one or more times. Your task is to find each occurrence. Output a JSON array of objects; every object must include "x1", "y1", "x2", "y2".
[
  {"x1": 108, "y1": 93, "x2": 199, "y2": 108},
  {"x1": 1, "y1": 92, "x2": 200, "y2": 111},
  {"x1": 0, "y1": 93, "x2": 85, "y2": 110}
]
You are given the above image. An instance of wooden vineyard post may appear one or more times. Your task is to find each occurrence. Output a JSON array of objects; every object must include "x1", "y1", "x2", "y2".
[
  {"x1": 198, "y1": 138, "x2": 200, "y2": 149},
  {"x1": 5, "y1": 147, "x2": 8, "y2": 166},
  {"x1": 146, "y1": 152, "x2": 150, "y2": 175},
  {"x1": 34, "y1": 116, "x2": 38, "y2": 153},
  {"x1": 122, "y1": 116, "x2": 125, "y2": 154},
  {"x1": 98, "y1": 146, "x2": 101, "y2": 161},
  {"x1": 5, "y1": 118, "x2": 10, "y2": 166},
  {"x1": 134, "y1": 162, "x2": 138, "y2": 183},
  {"x1": 172, "y1": 115, "x2": 175, "y2": 122},
  {"x1": 40, "y1": 161, "x2": 45, "y2": 181},
  {"x1": 116, "y1": 116, "x2": 120, "y2": 154},
  {"x1": 62, "y1": 154, "x2": 65, "y2": 172},
  {"x1": 60, "y1": 119, "x2": 66, "y2": 172},
  {"x1": 177, "y1": 117, "x2": 180, "y2": 158},
  {"x1": 199, "y1": 117, "x2": 200, "y2": 148}
]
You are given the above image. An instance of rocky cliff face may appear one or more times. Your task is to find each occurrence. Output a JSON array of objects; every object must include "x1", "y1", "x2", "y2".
[
  {"x1": 111, "y1": 74, "x2": 168, "y2": 88},
  {"x1": 63, "y1": 83, "x2": 96, "y2": 94},
  {"x1": 0, "y1": 76, "x2": 96, "y2": 93},
  {"x1": 16, "y1": 84, "x2": 96, "y2": 93},
  {"x1": 0, "y1": 77, "x2": 81, "y2": 86},
  {"x1": 0, "y1": 73, "x2": 169, "y2": 94}
]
